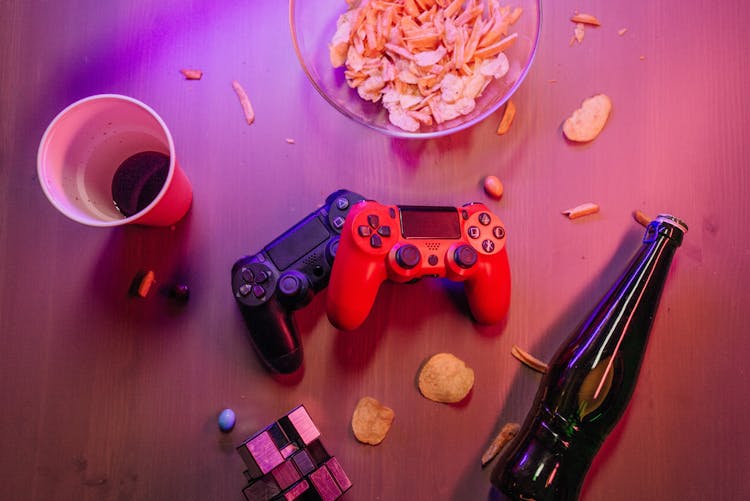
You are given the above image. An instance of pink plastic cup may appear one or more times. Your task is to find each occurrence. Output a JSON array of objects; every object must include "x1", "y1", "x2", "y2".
[{"x1": 37, "y1": 94, "x2": 192, "y2": 227}]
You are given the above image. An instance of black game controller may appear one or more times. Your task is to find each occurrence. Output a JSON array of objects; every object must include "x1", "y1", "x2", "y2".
[{"x1": 231, "y1": 190, "x2": 365, "y2": 373}]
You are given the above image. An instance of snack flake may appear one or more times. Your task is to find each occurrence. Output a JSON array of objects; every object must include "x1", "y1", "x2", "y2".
[
  {"x1": 418, "y1": 352, "x2": 475, "y2": 403},
  {"x1": 329, "y1": 0, "x2": 523, "y2": 132},
  {"x1": 562, "y1": 94, "x2": 612, "y2": 142},
  {"x1": 351, "y1": 396, "x2": 395, "y2": 445}
]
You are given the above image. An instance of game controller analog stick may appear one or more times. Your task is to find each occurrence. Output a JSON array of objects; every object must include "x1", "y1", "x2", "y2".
[
  {"x1": 231, "y1": 190, "x2": 366, "y2": 373},
  {"x1": 326, "y1": 201, "x2": 511, "y2": 331},
  {"x1": 395, "y1": 244, "x2": 421, "y2": 269}
]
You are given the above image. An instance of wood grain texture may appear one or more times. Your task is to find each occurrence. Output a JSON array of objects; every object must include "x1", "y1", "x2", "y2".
[{"x1": 1, "y1": 1, "x2": 749, "y2": 500}]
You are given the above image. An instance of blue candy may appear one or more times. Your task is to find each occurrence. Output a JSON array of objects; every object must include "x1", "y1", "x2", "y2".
[{"x1": 218, "y1": 408, "x2": 236, "y2": 432}]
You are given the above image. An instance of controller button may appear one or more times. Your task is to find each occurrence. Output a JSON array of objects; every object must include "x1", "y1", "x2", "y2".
[
  {"x1": 255, "y1": 270, "x2": 269, "y2": 283},
  {"x1": 396, "y1": 244, "x2": 421, "y2": 269},
  {"x1": 252, "y1": 285, "x2": 266, "y2": 298},
  {"x1": 377, "y1": 225, "x2": 391, "y2": 237},
  {"x1": 358, "y1": 225, "x2": 372, "y2": 237},
  {"x1": 241, "y1": 267, "x2": 254, "y2": 283},
  {"x1": 389, "y1": 207, "x2": 396, "y2": 218},
  {"x1": 479, "y1": 212, "x2": 491, "y2": 225},
  {"x1": 462, "y1": 209, "x2": 469, "y2": 220},
  {"x1": 482, "y1": 239, "x2": 496, "y2": 253},
  {"x1": 312, "y1": 265, "x2": 324, "y2": 277},
  {"x1": 370, "y1": 234, "x2": 383, "y2": 248},
  {"x1": 367, "y1": 214, "x2": 380, "y2": 228},
  {"x1": 493, "y1": 226, "x2": 505, "y2": 239},
  {"x1": 468, "y1": 226, "x2": 480, "y2": 239},
  {"x1": 238, "y1": 283, "x2": 253, "y2": 296},
  {"x1": 428, "y1": 255, "x2": 438, "y2": 266},
  {"x1": 335, "y1": 197, "x2": 349, "y2": 210},
  {"x1": 333, "y1": 216, "x2": 346, "y2": 229},
  {"x1": 455, "y1": 245, "x2": 478, "y2": 269},
  {"x1": 279, "y1": 275, "x2": 302, "y2": 296}
]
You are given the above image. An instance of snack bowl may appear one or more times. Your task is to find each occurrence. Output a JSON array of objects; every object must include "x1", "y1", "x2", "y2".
[{"x1": 290, "y1": 0, "x2": 541, "y2": 139}]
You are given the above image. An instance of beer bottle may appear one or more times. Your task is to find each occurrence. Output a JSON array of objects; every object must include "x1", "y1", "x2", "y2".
[{"x1": 491, "y1": 214, "x2": 687, "y2": 500}]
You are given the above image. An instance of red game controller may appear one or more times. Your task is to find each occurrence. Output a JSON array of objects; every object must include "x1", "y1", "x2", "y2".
[{"x1": 326, "y1": 200, "x2": 511, "y2": 331}]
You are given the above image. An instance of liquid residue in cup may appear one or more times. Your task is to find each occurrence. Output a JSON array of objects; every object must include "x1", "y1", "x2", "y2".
[{"x1": 111, "y1": 151, "x2": 169, "y2": 217}]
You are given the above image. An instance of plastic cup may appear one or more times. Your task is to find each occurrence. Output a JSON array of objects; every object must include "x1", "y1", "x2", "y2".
[{"x1": 37, "y1": 94, "x2": 193, "y2": 227}]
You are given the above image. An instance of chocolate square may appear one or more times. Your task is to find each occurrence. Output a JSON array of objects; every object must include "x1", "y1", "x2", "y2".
[
  {"x1": 243, "y1": 476, "x2": 281, "y2": 501},
  {"x1": 291, "y1": 450, "x2": 316, "y2": 476},
  {"x1": 324, "y1": 458, "x2": 352, "y2": 492},
  {"x1": 280, "y1": 405, "x2": 320, "y2": 446},
  {"x1": 309, "y1": 465, "x2": 342, "y2": 501},
  {"x1": 242, "y1": 430, "x2": 284, "y2": 475},
  {"x1": 271, "y1": 460, "x2": 301, "y2": 491}
]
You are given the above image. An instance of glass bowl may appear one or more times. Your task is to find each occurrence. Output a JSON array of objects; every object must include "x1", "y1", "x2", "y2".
[{"x1": 290, "y1": 0, "x2": 541, "y2": 139}]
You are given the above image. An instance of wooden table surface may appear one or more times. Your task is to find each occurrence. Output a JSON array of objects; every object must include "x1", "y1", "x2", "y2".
[{"x1": 2, "y1": 1, "x2": 749, "y2": 500}]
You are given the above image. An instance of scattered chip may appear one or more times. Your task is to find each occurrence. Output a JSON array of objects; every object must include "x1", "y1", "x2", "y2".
[
  {"x1": 418, "y1": 353, "x2": 475, "y2": 404},
  {"x1": 351, "y1": 397, "x2": 394, "y2": 445},
  {"x1": 483, "y1": 175, "x2": 504, "y2": 199},
  {"x1": 562, "y1": 202, "x2": 600, "y2": 220},
  {"x1": 617, "y1": 27, "x2": 628, "y2": 36},
  {"x1": 180, "y1": 68, "x2": 203, "y2": 80},
  {"x1": 129, "y1": 270, "x2": 156, "y2": 298},
  {"x1": 232, "y1": 79, "x2": 255, "y2": 125},
  {"x1": 571, "y1": 22, "x2": 585, "y2": 45},
  {"x1": 511, "y1": 344, "x2": 548, "y2": 374},
  {"x1": 571, "y1": 13, "x2": 601, "y2": 26},
  {"x1": 496, "y1": 100, "x2": 516, "y2": 135},
  {"x1": 285, "y1": 138, "x2": 296, "y2": 144},
  {"x1": 481, "y1": 422, "x2": 520, "y2": 467},
  {"x1": 562, "y1": 94, "x2": 612, "y2": 142},
  {"x1": 633, "y1": 210, "x2": 651, "y2": 227}
]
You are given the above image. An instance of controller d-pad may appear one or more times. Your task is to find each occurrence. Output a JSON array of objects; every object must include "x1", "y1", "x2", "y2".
[
  {"x1": 358, "y1": 225, "x2": 372, "y2": 237},
  {"x1": 482, "y1": 239, "x2": 495, "y2": 253},
  {"x1": 239, "y1": 283, "x2": 253, "y2": 296},
  {"x1": 241, "y1": 268, "x2": 254, "y2": 283},
  {"x1": 468, "y1": 226, "x2": 480, "y2": 239},
  {"x1": 493, "y1": 226, "x2": 505, "y2": 239},
  {"x1": 377, "y1": 225, "x2": 391, "y2": 237},
  {"x1": 367, "y1": 214, "x2": 380, "y2": 228},
  {"x1": 255, "y1": 270, "x2": 269, "y2": 283},
  {"x1": 252, "y1": 285, "x2": 266, "y2": 298},
  {"x1": 370, "y1": 234, "x2": 383, "y2": 248},
  {"x1": 479, "y1": 212, "x2": 491, "y2": 226}
]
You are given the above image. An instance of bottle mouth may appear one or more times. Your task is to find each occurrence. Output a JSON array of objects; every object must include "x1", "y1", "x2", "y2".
[{"x1": 655, "y1": 214, "x2": 688, "y2": 234}]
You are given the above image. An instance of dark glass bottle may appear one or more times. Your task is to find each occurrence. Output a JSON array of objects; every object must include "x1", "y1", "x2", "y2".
[{"x1": 491, "y1": 214, "x2": 687, "y2": 501}]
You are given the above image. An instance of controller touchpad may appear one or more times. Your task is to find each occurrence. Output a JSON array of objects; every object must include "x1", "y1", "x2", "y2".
[
  {"x1": 267, "y1": 215, "x2": 329, "y2": 270},
  {"x1": 399, "y1": 206, "x2": 460, "y2": 239}
]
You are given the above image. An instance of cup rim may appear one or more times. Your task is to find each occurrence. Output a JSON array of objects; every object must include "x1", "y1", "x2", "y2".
[{"x1": 37, "y1": 93, "x2": 177, "y2": 227}]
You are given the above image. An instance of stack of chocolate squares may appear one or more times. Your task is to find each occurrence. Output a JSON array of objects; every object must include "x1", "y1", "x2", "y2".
[{"x1": 237, "y1": 405, "x2": 352, "y2": 500}]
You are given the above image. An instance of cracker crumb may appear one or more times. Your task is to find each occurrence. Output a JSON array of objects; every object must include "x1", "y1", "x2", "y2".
[
  {"x1": 562, "y1": 202, "x2": 600, "y2": 220},
  {"x1": 180, "y1": 68, "x2": 203, "y2": 80},
  {"x1": 232, "y1": 80, "x2": 255, "y2": 125}
]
